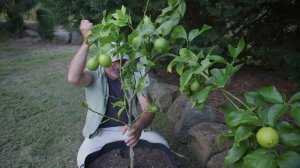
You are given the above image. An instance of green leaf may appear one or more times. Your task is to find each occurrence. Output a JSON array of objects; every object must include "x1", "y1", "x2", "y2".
[
  {"x1": 178, "y1": 1, "x2": 186, "y2": 17},
  {"x1": 267, "y1": 104, "x2": 288, "y2": 127},
  {"x1": 193, "y1": 58, "x2": 211, "y2": 74},
  {"x1": 188, "y1": 29, "x2": 201, "y2": 43},
  {"x1": 224, "y1": 144, "x2": 248, "y2": 165},
  {"x1": 156, "y1": 20, "x2": 174, "y2": 36},
  {"x1": 276, "y1": 121, "x2": 300, "y2": 147},
  {"x1": 117, "y1": 107, "x2": 125, "y2": 119},
  {"x1": 291, "y1": 106, "x2": 300, "y2": 127},
  {"x1": 209, "y1": 55, "x2": 228, "y2": 64},
  {"x1": 227, "y1": 37, "x2": 245, "y2": 59},
  {"x1": 224, "y1": 63, "x2": 233, "y2": 77},
  {"x1": 121, "y1": 5, "x2": 126, "y2": 14},
  {"x1": 228, "y1": 44, "x2": 236, "y2": 59},
  {"x1": 128, "y1": 31, "x2": 138, "y2": 46},
  {"x1": 221, "y1": 101, "x2": 239, "y2": 115},
  {"x1": 234, "y1": 125, "x2": 255, "y2": 145},
  {"x1": 168, "y1": 0, "x2": 177, "y2": 6},
  {"x1": 175, "y1": 63, "x2": 184, "y2": 75},
  {"x1": 235, "y1": 37, "x2": 245, "y2": 58},
  {"x1": 233, "y1": 63, "x2": 243, "y2": 74},
  {"x1": 277, "y1": 151, "x2": 300, "y2": 168},
  {"x1": 196, "y1": 86, "x2": 211, "y2": 104},
  {"x1": 169, "y1": 11, "x2": 181, "y2": 25},
  {"x1": 256, "y1": 106, "x2": 269, "y2": 124},
  {"x1": 138, "y1": 23, "x2": 155, "y2": 36},
  {"x1": 243, "y1": 149, "x2": 277, "y2": 168},
  {"x1": 225, "y1": 110, "x2": 263, "y2": 127},
  {"x1": 171, "y1": 25, "x2": 187, "y2": 40},
  {"x1": 206, "y1": 68, "x2": 228, "y2": 88},
  {"x1": 112, "y1": 101, "x2": 126, "y2": 108},
  {"x1": 143, "y1": 15, "x2": 152, "y2": 25},
  {"x1": 244, "y1": 92, "x2": 264, "y2": 106},
  {"x1": 258, "y1": 86, "x2": 284, "y2": 104},
  {"x1": 179, "y1": 70, "x2": 193, "y2": 92},
  {"x1": 135, "y1": 77, "x2": 146, "y2": 93},
  {"x1": 167, "y1": 59, "x2": 176, "y2": 73},
  {"x1": 199, "y1": 24, "x2": 212, "y2": 34},
  {"x1": 132, "y1": 36, "x2": 143, "y2": 50},
  {"x1": 179, "y1": 48, "x2": 198, "y2": 62},
  {"x1": 280, "y1": 131, "x2": 300, "y2": 147},
  {"x1": 288, "y1": 92, "x2": 300, "y2": 104}
]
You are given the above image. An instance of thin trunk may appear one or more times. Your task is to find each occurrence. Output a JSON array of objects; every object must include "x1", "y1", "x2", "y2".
[{"x1": 128, "y1": 97, "x2": 134, "y2": 168}]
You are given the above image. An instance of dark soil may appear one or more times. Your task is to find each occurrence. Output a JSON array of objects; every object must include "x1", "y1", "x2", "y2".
[{"x1": 87, "y1": 147, "x2": 174, "y2": 168}]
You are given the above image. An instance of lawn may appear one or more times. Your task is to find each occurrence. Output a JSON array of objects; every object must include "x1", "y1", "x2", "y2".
[{"x1": 0, "y1": 44, "x2": 85, "y2": 167}]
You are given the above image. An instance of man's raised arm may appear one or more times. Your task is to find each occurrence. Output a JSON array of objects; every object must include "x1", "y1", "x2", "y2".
[{"x1": 68, "y1": 20, "x2": 93, "y2": 87}]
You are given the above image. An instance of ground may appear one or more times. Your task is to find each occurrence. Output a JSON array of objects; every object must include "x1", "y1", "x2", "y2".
[{"x1": 0, "y1": 39, "x2": 295, "y2": 167}]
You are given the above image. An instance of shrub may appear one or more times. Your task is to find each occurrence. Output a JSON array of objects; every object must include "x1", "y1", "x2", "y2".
[
  {"x1": 36, "y1": 8, "x2": 55, "y2": 39},
  {"x1": 6, "y1": 12, "x2": 24, "y2": 37}
]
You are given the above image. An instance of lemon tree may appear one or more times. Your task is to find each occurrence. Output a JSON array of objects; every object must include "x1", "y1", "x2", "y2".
[{"x1": 82, "y1": 0, "x2": 300, "y2": 167}]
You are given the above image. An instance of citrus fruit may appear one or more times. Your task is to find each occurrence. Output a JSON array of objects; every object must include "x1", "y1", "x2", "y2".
[
  {"x1": 256, "y1": 127, "x2": 279, "y2": 148},
  {"x1": 190, "y1": 80, "x2": 201, "y2": 92},
  {"x1": 86, "y1": 58, "x2": 99, "y2": 71},
  {"x1": 98, "y1": 54, "x2": 112, "y2": 67},
  {"x1": 147, "y1": 103, "x2": 160, "y2": 112},
  {"x1": 154, "y1": 37, "x2": 169, "y2": 53},
  {"x1": 84, "y1": 30, "x2": 92, "y2": 44}
]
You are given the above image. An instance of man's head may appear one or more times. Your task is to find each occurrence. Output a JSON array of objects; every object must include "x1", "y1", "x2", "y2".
[{"x1": 104, "y1": 55, "x2": 129, "y2": 80}]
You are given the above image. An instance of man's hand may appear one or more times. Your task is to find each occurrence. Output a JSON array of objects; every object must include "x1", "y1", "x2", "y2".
[
  {"x1": 120, "y1": 124, "x2": 143, "y2": 147},
  {"x1": 80, "y1": 20, "x2": 93, "y2": 42}
]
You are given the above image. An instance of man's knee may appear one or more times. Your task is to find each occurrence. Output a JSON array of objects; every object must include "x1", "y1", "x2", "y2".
[{"x1": 140, "y1": 130, "x2": 169, "y2": 148}]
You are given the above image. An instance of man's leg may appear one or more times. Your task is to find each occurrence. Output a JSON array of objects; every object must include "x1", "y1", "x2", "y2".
[
  {"x1": 77, "y1": 127, "x2": 124, "y2": 168},
  {"x1": 139, "y1": 130, "x2": 170, "y2": 148}
]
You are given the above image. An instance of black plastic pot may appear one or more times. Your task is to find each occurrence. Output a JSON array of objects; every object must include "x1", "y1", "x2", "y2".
[{"x1": 84, "y1": 140, "x2": 179, "y2": 168}]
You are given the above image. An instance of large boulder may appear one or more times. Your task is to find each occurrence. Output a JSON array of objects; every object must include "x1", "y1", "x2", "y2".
[
  {"x1": 147, "y1": 74, "x2": 179, "y2": 112},
  {"x1": 24, "y1": 29, "x2": 40, "y2": 38},
  {"x1": 187, "y1": 122, "x2": 232, "y2": 168},
  {"x1": 52, "y1": 28, "x2": 71, "y2": 44},
  {"x1": 167, "y1": 95, "x2": 189, "y2": 122},
  {"x1": 207, "y1": 150, "x2": 232, "y2": 168},
  {"x1": 172, "y1": 99, "x2": 225, "y2": 143}
]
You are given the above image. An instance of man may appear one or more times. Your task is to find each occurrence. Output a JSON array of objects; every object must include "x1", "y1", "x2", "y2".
[{"x1": 68, "y1": 20, "x2": 169, "y2": 168}]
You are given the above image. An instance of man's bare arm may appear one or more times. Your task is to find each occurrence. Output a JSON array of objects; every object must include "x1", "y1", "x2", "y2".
[{"x1": 67, "y1": 20, "x2": 93, "y2": 87}]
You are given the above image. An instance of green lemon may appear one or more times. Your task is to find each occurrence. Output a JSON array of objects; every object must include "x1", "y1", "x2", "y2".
[
  {"x1": 98, "y1": 54, "x2": 112, "y2": 68},
  {"x1": 190, "y1": 80, "x2": 201, "y2": 92},
  {"x1": 86, "y1": 58, "x2": 99, "y2": 71},
  {"x1": 154, "y1": 37, "x2": 169, "y2": 53},
  {"x1": 256, "y1": 127, "x2": 279, "y2": 148},
  {"x1": 147, "y1": 103, "x2": 160, "y2": 112}
]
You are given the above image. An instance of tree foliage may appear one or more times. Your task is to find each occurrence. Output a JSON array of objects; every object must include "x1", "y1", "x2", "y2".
[
  {"x1": 183, "y1": 0, "x2": 300, "y2": 88},
  {"x1": 38, "y1": 0, "x2": 167, "y2": 29},
  {"x1": 1, "y1": 0, "x2": 37, "y2": 36}
]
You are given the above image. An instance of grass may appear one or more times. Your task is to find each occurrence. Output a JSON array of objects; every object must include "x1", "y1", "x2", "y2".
[
  {"x1": 0, "y1": 43, "x2": 196, "y2": 167},
  {"x1": 0, "y1": 45, "x2": 85, "y2": 167}
]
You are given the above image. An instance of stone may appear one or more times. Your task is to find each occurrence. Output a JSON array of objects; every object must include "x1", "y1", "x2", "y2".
[
  {"x1": 52, "y1": 29, "x2": 71, "y2": 44},
  {"x1": 147, "y1": 74, "x2": 179, "y2": 112},
  {"x1": 24, "y1": 30, "x2": 40, "y2": 38},
  {"x1": 167, "y1": 95, "x2": 189, "y2": 122},
  {"x1": 173, "y1": 103, "x2": 225, "y2": 143},
  {"x1": 207, "y1": 150, "x2": 232, "y2": 168},
  {"x1": 187, "y1": 122, "x2": 232, "y2": 167}
]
